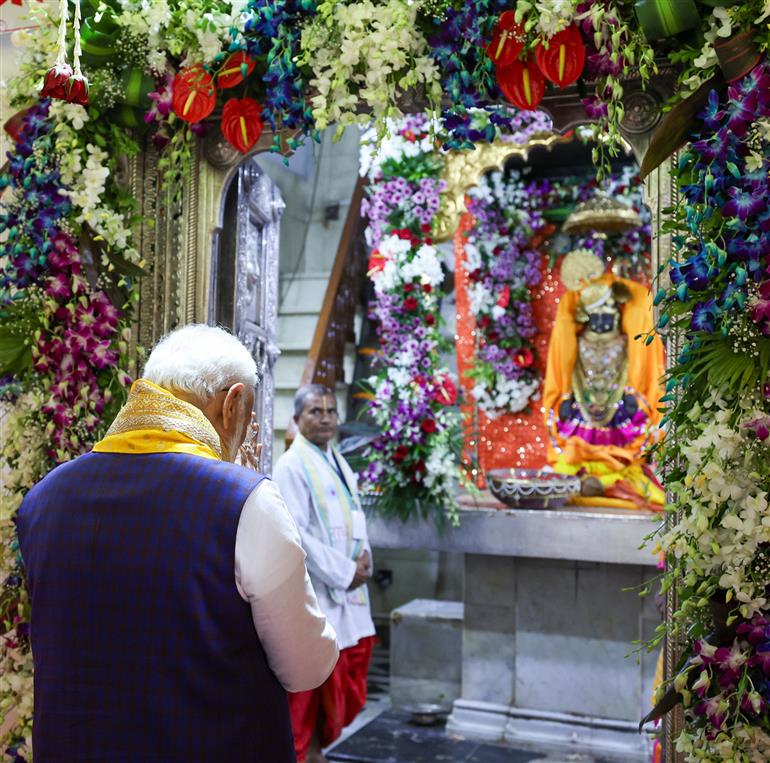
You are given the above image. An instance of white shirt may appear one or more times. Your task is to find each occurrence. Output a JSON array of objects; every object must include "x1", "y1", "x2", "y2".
[
  {"x1": 273, "y1": 445, "x2": 376, "y2": 650},
  {"x1": 234, "y1": 478, "x2": 339, "y2": 692}
]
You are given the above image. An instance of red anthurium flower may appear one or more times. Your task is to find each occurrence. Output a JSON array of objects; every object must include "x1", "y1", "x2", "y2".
[
  {"x1": 368, "y1": 249, "x2": 387, "y2": 274},
  {"x1": 172, "y1": 65, "x2": 217, "y2": 123},
  {"x1": 65, "y1": 73, "x2": 89, "y2": 106},
  {"x1": 41, "y1": 63, "x2": 74, "y2": 100},
  {"x1": 217, "y1": 51, "x2": 256, "y2": 89},
  {"x1": 221, "y1": 97, "x2": 264, "y2": 154},
  {"x1": 496, "y1": 285, "x2": 510, "y2": 308},
  {"x1": 433, "y1": 375, "x2": 458, "y2": 406},
  {"x1": 497, "y1": 57, "x2": 546, "y2": 111},
  {"x1": 403, "y1": 296, "x2": 419, "y2": 311},
  {"x1": 421, "y1": 418, "x2": 437, "y2": 434},
  {"x1": 535, "y1": 24, "x2": 586, "y2": 88},
  {"x1": 486, "y1": 11, "x2": 526, "y2": 68},
  {"x1": 514, "y1": 348, "x2": 534, "y2": 368}
]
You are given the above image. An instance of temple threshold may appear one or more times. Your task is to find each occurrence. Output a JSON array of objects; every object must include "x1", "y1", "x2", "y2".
[{"x1": 367, "y1": 498, "x2": 661, "y2": 763}]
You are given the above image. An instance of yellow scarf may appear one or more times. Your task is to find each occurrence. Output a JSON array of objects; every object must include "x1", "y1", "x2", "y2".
[{"x1": 93, "y1": 379, "x2": 223, "y2": 461}]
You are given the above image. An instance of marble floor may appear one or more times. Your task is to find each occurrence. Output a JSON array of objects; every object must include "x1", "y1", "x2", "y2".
[{"x1": 325, "y1": 638, "x2": 615, "y2": 763}]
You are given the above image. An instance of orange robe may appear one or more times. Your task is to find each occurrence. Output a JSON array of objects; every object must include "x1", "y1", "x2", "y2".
[{"x1": 542, "y1": 273, "x2": 665, "y2": 508}]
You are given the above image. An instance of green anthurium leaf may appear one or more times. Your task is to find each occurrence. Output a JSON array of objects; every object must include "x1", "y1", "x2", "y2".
[{"x1": 0, "y1": 329, "x2": 32, "y2": 377}]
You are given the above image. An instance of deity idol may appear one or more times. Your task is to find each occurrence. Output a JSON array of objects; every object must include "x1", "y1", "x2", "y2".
[{"x1": 542, "y1": 249, "x2": 665, "y2": 510}]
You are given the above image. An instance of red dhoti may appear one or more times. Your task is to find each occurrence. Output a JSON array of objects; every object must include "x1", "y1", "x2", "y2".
[{"x1": 289, "y1": 635, "x2": 375, "y2": 762}]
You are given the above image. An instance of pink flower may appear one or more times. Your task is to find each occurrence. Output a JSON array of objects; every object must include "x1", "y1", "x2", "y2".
[
  {"x1": 90, "y1": 340, "x2": 118, "y2": 369},
  {"x1": 46, "y1": 273, "x2": 71, "y2": 300}
]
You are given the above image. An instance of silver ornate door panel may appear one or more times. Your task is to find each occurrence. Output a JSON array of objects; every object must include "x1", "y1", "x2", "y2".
[{"x1": 210, "y1": 158, "x2": 284, "y2": 473}]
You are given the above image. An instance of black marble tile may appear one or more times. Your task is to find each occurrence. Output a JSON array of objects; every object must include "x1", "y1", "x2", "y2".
[
  {"x1": 466, "y1": 747, "x2": 545, "y2": 763},
  {"x1": 327, "y1": 710, "x2": 548, "y2": 763}
]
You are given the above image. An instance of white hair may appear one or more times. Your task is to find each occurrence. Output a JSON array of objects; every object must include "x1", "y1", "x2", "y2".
[{"x1": 142, "y1": 324, "x2": 257, "y2": 405}]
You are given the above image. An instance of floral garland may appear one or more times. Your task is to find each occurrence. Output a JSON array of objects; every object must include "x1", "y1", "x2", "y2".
[
  {"x1": 358, "y1": 115, "x2": 464, "y2": 525},
  {"x1": 0, "y1": 99, "x2": 140, "y2": 759},
  {"x1": 463, "y1": 162, "x2": 651, "y2": 418},
  {"x1": 647, "y1": 63, "x2": 770, "y2": 761}
]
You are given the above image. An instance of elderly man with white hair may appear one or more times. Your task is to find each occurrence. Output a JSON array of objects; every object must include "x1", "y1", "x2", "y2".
[{"x1": 17, "y1": 324, "x2": 338, "y2": 762}]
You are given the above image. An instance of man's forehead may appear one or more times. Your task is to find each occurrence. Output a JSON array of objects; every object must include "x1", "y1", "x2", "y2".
[{"x1": 303, "y1": 393, "x2": 337, "y2": 409}]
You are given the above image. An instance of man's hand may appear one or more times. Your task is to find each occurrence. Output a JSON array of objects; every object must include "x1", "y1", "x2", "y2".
[
  {"x1": 239, "y1": 419, "x2": 262, "y2": 471},
  {"x1": 348, "y1": 550, "x2": 371, "y2": 591}
]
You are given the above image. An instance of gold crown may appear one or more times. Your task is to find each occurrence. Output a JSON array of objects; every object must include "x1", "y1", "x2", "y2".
[{"x1": 561, "y1": 249, "x2": 604, "y2": 292}]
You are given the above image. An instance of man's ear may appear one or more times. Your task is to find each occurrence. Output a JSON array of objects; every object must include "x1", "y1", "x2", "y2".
[{"x1": 222, "y1": 383, "x2": 245, "y2": 428}]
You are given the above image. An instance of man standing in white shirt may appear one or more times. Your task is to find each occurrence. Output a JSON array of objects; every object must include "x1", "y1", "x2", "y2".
[{"x1": 274, "y1": 384, "x2": 376, "y2": 763}]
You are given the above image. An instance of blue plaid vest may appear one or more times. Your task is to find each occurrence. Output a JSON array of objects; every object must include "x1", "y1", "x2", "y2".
[{"x1": 18, "y1": 451, "x2": 296, "y2": 762}]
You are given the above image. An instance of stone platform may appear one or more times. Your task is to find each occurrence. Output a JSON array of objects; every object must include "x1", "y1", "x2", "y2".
[{"x1": 368, "y1": 504, "x2": 662, "y2": 762}]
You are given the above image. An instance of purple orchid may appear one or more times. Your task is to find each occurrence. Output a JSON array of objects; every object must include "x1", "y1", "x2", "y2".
[{"x1": 723, "y1": 185, "x2": 765, "y2": 222}]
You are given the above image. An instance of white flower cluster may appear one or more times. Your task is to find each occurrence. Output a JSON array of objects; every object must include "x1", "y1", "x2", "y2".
[
  {"x1": 471, "y1": 375, "x2": 541, "y2": 418},
  {"x1": 51, "y1": 107, "x2": 140, "y2": 262},
  {"x1": 359, "y1": 117, "x2": 438, "y2": 179},
  {"x1": 302, "y1": 0, "x2": 443, "y2": 135},
  {"x1": 677, "y1": 720, "x2": 770, "y2": 763},
  {"x1": 527, "y1": 0, "x2": 580, "y2": 37},
  {"x1": 661, "y1": 391, "x2": 770, "y2": 620},
  {"x1": 373, "y1": 234, "x2": 445, "y2": 293}
]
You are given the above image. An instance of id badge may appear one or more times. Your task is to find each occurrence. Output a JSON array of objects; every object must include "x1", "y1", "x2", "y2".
[{"x1": 351, "y1": 510, "x2": 367, "y2": 541}]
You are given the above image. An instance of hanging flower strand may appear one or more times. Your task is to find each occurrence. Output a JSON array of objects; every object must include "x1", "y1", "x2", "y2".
[{"x1": 40, "y1": 0, "x2": 89, "y2": 106}]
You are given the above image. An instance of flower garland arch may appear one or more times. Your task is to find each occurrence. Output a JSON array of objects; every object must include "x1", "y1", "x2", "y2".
[{"x1": 0, "y1": 0, "x2": 769, "y2": 758}]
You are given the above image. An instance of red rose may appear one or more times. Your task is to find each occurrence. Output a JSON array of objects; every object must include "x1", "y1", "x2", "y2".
[
  {"x1": 421, "y1": 419, "x2": 437, "y2": 434},
  {"x1": 478, "y1": 315, "x2": 491, "y2": 330},
  {"x1": 403, "y1": 296, "x2": 419, "y2": 311},
  {"x1": 433, "y1": 375, "x2": 458, "y2": 406},
  {"x1": 412, "y1": 459, "x2": 427, "y2": 481},
  {"x1": 422, "y1": 284, "x2": 433, "y2": 294},
  {"x1": 65, "y1": 74, "x2": 89, "y2": 106},
  {"x1": 413, "y1": 374, "x2": 427, "y2": 387},
  {"x1": 420, "y1": 223, "x2": 432, "y2": 233},
  {"x1": 514, "y1": 348, "x2": 534, "y2": 368},
  {"x1": 424, "y1": 237, "x2": 433, "y2": 245},
  {"x1": 403, "y1": 283, "x2": 415, "y2": 293},
  {"x1": 488, "y1": 330, "x2": 500, "y2": 343},
  {"x1": 425, "y1": 314, "x2": 436, "y2": 326},
  {"x1": 41, "y1": 63, "x2": 73, "y2": 100},
  {"x1": 392, "y1": 445, "x2": 409, "y2": 461}
]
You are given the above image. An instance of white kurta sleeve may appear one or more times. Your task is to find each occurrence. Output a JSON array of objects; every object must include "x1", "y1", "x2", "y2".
[
  {"x1": 273, "y1": 457, "x2": 358, "y2": 592},
  {"x1": 234, "y1": 478, "x2": 339, "y2": 692}
]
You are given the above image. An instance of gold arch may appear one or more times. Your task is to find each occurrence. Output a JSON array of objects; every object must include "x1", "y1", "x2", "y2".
[{"x1": 433, "y1": 132, "x2": 572, "y2": 242}]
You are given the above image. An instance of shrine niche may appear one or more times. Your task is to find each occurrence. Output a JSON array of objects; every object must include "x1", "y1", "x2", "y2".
[{"x1": 447, "y1": 133, "x2": 662, "y2": 506}]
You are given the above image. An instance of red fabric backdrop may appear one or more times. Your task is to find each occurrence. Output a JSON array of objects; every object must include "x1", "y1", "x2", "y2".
[{"x1": 454, "y1": 211, "x2": 566, "y2": 485}]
